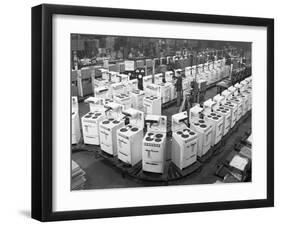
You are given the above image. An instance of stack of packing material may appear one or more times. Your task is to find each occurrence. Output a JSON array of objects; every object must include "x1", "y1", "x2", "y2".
[
  {"x1": 228, "y1": 154, "x2": 250, "y2": 181},
  {"x1": 72, "y1": 161, "x2": 86, "y2": 190}
]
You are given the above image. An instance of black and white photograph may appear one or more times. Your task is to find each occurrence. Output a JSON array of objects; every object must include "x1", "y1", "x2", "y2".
[
  {"x1": 29, "y1": 2, "x2": 274, "y2": 221},
  {"x1": 71, "y1": 34, "x2": 252, "y2": 190}
]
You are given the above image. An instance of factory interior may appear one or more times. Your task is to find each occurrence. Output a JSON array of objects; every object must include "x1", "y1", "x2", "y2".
[{"x1": 71, "y1": 34, "x2": 252, "y2": 190}]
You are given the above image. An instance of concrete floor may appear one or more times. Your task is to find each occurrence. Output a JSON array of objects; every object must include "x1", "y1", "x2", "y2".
[{"x1": 72, "y1": 87, "x2": 251, "y2": 190}]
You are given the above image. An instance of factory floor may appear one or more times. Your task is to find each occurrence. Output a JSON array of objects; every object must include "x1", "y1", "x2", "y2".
[{"x1": 72, "y1": 86, "x2": 251, "y2": 190}]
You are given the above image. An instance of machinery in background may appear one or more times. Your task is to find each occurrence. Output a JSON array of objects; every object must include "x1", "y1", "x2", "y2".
[
  {"x1": 72, "y1": 96, "x2": 81, "y2": 144},
  {"x1": 99, "y1": 102, "x2": 125, "y2": 156},
  {"x1": 117, "y1": 108, "x2": 144, "y2": 166},
  {"x1": 171, "y1": 112, "x2": 198, "y2": 170},
  {"x1": 133, "y1": 67, "x2": 146, "y2": 90},
  {"x1": 142, "y1": 115, "x2": 167, "y2": 173}
]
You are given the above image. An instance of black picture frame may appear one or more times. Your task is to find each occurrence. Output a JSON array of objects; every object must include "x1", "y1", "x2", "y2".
[{"x1": 31, "y1": 4, "x2": 274, "y2": 222}]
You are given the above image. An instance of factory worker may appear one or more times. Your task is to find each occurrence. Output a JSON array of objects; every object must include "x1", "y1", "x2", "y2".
[{"x1": 174, "y1": 71, "x2": 183, "y2": 107}]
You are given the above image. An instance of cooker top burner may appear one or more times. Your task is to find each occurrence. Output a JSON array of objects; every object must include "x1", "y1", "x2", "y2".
[
  {"x1": 177, "y1": 131, "x2": 183, "y2": 135},
  {"x1": 189, "y1": 131, "x2": 195, "y2": 135},
  {"x1": 120, "y1": 128, "x2": 128, "y2": 132},
  {"x1": 113, "y1": 120, "x2": 120, "y2": 124},
  {"x1": 131, "y1": 127, "x2": 138, "y2": 132},
  {"x1": 102, "y1": 120, "x2": 109, "y2": 124},
  {"x1": 200, "y1": 124, "x2": 207, "y2": 128},
  {"x1": 155, "y1": 134, "x2": 163, "y2": 138},
  {"x1": 155, "y1": 138, "x2": 162, "y2": 142},
  {"x1": 181, "y1": 134, "x2": 189, "y2": 139},
  {"x1": 147, "y1": 133, "x2": 154, "y2": 136},
  {"x1": 145, "y1": 137, "x2": 154, "y2": 141}
]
